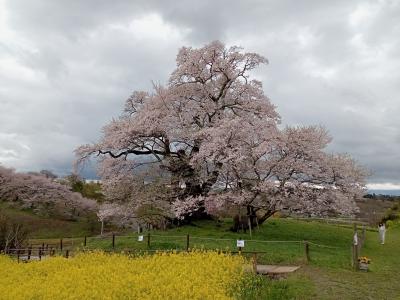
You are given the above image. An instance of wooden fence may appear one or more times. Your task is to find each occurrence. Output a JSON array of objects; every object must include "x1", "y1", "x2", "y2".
[{"x1": 3, "y1": 232, "x2": 348, "y2": 267}]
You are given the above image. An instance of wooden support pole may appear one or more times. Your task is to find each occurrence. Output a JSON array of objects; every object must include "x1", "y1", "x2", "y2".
[
  {"x1": 112, "y1": 234, "x2": 115, "y2": 249},
  {"x1": 353, "y1": 223, "x2": 359, "y2": 269},
  {"x1": 84, "y1": 236, "x2": 87, "y2": 247},
  {"x1": 248, "y1": 217, "x2": 252, "y2": 239},
  {"x1": 353, "y1": 244, "x2": 359, "y2": 271},
  {"x1": 304, "y1": 241, "x2": 310, "y2": 263},
  {"x1": 147, "y1": 233, "x2": 151, "y2": 249},
  {"x1": 252, "y1": 253, "x2": 258, "y2": 274},
  {"x1": 65, "y1": 250, "x2": 69, "y2": 258},
  {"x1": 38, "y1": 248, "x2": 42, "y2": 261},
  {"x1": 186, "y1": 234, "x2": 190, "y2": 251},
  {"x1": 60, "y1": 239, "x2": 63, "y2": 251},
  {"x1": 28, "y1": 246, "x2": 31, "y2": 260},
  {"x1": 361, "y1": 225, "x2": 366, "y2": 247}
]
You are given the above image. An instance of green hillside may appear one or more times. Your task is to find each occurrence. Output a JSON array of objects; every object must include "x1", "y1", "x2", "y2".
[{"x1": 0, "y1": 202, "x2": 100, "y2": 238}]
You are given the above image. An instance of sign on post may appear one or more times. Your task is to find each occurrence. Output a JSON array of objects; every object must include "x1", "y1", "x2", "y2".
[
  {"x1": 138, "y1": 235, "x2": 144, "y2": 242},
  {"x1": 236, "y1": 240, "x2": 245, "y2": 248}
]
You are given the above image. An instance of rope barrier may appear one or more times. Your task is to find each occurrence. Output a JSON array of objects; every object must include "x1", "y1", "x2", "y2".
[
  {"x1": 148, "y1": 235, "x2": 187, "y2": 238},
  {"x1": 307, "y1": 241, "x2": 341, "y2": 249},
  {"x1": 245, "y1": 240, "x2": 303, "y2": 244},
  {"x1": 29, "y1": 234, "x2": 343, "y2": 249}
]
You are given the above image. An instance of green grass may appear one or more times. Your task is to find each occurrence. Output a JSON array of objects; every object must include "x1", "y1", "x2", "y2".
[
  {"x1": 0, "y1": 202, "x2": 100, "y2": 238},
  {"x1": 304, "y1": 225, "x2": 400, "y2": 300},
  {"x1": 233, "y1": 272, "x2": 315, "y2": 300},
  {"x1": 63, "y1": 219, "x2": 352, "y2": 270}
]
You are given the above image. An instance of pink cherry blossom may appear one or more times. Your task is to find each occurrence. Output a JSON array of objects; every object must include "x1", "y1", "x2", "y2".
[
  {"x1": 0, "y1": 166, "x2": 97, "y2": 219},
  {"x1": 76, "y1": 41, "x2": 367, "y2": 225}
]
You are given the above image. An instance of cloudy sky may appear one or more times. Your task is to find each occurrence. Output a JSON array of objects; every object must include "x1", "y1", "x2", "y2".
[{"x1": 0, "y1": 0, "x2": 399, "y2": 188}]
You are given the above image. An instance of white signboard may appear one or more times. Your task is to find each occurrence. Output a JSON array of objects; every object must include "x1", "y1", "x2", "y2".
[
  {"x1": 236, "y1": 240, "x2": 245, "y2": 248},
  {"x1": 138, "y1": 235, "x2": 144, "y2": 242}
]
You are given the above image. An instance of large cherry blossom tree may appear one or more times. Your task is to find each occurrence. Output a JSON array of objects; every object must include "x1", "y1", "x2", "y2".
[{"x1": 76, "y1": 41, "x2": 367, "y2": 226}]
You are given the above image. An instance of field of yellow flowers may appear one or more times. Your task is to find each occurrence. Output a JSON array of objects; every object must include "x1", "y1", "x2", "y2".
[{"x1": 0, "y1": 251, "x2": 246, "y2": 300}]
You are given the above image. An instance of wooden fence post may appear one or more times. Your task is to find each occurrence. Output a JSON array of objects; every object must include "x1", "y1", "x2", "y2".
[
  {"x1": 84, "y1": 236, "x2": 87, "y2": 247},
  {"x1": 304, "y1": 241, "x2": 310, "y2": 263},
  {"x1": 186, "y1": 234, "x2": 190, "y2": 251},
  {"x1": 248, "y1": 217, "x2": 252, "y2": 239},
  {"x1": 147, "y1": 233, "x2": 151, "y2": 249},
  {"x1": 360, "y1": 225, "x2": 366, "y2": 248},
  {"x1": 65, "y1": 250, "x2": 69, "y2": 258},
  {"x1": 60, "y1": 239, "x2": 63, "y2": 251},
  {"x1": 28, "y1": 246, "x2": 32, "y2": 261},
  {"x1": 352, "y1": 244, "x2": 359, "y2": 270},
  {"x1": 252, "y1": 253, "x2": 258, "y2": 274},
  {"x1": 352, "y1": 223, "x2": 359, "y2": 270},
  {"x1": 112, "y1": 234, "x2": 115, "y2": 249},
  {"x1": 38, "y1": 248, "x2": 42, "y2": 261}
]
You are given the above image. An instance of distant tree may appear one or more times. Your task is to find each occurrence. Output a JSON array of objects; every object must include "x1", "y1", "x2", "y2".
[
  {"x1": 39, "y1": 170, "x2": 58, "y2": 179},
  {"x1": 63, "y1": 173, "x2": 104, "y2": 201},
  {"x1": 76, "y1": 41, "x2": 367, "y2": 226},
  {"x1": 0, "y1": 166, "x2": 97, "y2": 220},
  {"x1": 64, "y1": 173, "x2": 84, "y2": 193}
]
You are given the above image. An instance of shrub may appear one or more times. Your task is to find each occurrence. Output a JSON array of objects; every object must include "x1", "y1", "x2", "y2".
[{"x1": 0, "y1": 214, "x2": 28, "y2": 252}]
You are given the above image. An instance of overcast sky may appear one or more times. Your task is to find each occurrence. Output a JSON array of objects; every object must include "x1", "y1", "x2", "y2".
[{"x1": 0, "y1": 0, "x2": 399, "y2": 188}]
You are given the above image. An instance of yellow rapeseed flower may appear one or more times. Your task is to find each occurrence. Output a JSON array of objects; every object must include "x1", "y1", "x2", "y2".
[{"x1": 0, "y1": 251, "x2": 245, "y2": 300}]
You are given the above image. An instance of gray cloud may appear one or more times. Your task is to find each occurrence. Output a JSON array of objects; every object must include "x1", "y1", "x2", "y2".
[{"x1": 0, "y1": 0, "x2": 399, "y2": 184}]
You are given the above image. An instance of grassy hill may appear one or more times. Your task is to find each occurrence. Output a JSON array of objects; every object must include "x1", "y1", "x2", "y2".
[{"x1": 0, "y1": 202, "x2": 100, "y2": 238}]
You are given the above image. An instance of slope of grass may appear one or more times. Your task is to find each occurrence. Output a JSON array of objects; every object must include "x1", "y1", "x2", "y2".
[
  {"x1": 63, "y1": 219, "x2": 352, "y2": 270},
  {"x1": 303, "y1": 225, "x2": 400, "y2": 299},
  {"x1": 0, "y1": 202, "x2": 100, "y2": 238},
  {"x1": 29, "y1": 218, "x2": 355, "y2": 268}
]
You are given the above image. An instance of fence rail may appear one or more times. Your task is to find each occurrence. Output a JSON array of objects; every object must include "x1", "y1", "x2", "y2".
[
  {"x1": 28, "y1": 234, "x2": 346, "y2": 249},
  {"x1": 3, "y1": 247, "x2": 71, "y2": 262},
  {"x1": 2, "y1": 229, "x2": 367, "y2": 271},
  {"x1": 13, "y1": 232, "x2": 353, "y2": 266},
  {"x1": 28, "y1": 234, "x2": 312, "y2": 251},
  {"x1": 3, "y1": 219, "x2": 370, "y2": 271}
]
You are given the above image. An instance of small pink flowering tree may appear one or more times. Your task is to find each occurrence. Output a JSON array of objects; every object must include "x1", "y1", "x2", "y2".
[
  {"x1": 0, "y1": 166, "x2": 97, "y2": 219},
  {"x1": 76, "y1": 41, "x2": 367, "y2": 226}
]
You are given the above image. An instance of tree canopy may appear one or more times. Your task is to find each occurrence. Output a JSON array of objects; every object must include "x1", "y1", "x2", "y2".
[{"x1": 76, "y1": 41, "x2": 367, "y2": 225}]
